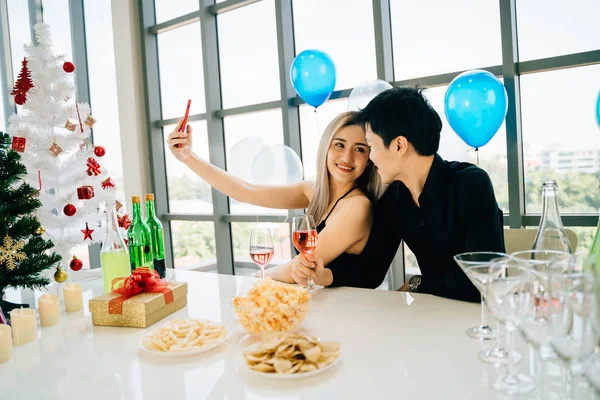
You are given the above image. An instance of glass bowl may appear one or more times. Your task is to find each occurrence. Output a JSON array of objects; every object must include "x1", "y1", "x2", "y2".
[{"x1": 231, "y1": 279, "x2": 310, "y2": 337}]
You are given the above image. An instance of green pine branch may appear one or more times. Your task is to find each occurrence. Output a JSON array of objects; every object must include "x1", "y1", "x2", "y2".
[{"x1": 0, "y1": 131, "x2": 62, "y2": 297}]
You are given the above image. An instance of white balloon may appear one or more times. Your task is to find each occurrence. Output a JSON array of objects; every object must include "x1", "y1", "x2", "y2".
[
  {"x1": 347, "y1": 80, "x2": 393, "y2": 111},
  {"x1": 229, "y1": 137, "x2": 267, "y2": 182},
  {"x1": 252, "y1": 145, "x2": 303, "y2": 185}
]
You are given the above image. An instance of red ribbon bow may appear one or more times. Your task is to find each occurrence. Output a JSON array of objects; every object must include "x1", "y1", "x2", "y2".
[
  {"x1": 86, "y1": 157, "x2": 101, "y2": 176},
  {"x1": 108, "y1": 267, "x2": 174, "y2": 315}
]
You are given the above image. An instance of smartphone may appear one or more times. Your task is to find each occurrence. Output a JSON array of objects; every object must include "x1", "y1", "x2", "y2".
[{"x1": 175, "y1": 99, "x2": 192, "y2": 148}]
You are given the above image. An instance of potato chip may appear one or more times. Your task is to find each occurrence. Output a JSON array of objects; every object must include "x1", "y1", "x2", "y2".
[
  {"x1": 242, "y1": 332, "x2": 340, "y2": 375},
  {"x1": 142, "y1": 318, "x2": 227, "y2": 353}
]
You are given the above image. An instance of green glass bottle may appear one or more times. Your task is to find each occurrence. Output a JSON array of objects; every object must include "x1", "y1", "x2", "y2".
[
  {"x1": 585, "y1": 212, "x2": 600, "y2": 280},
  {"x1": 144, "y1": 193, "x2": 166, "y2": 278},
  {"x1": 127, "y1": 196, "x2": 153, "y2": 270}
]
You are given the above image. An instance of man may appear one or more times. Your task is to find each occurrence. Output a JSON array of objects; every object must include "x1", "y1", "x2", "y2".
[{"x1": 294, "y1": 86, "x2": 505, "y2": 302}]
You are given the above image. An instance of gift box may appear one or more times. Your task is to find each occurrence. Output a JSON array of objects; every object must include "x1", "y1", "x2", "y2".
[
  {"x1": 11, "y1": 137, "x2": 26, "y2": 152},
  {"x1": 89, "y1": 282, "x2": 187, "y2": 328},
  {"x1": 77, "y1": 185, "x2": 95, "y2": 200}
]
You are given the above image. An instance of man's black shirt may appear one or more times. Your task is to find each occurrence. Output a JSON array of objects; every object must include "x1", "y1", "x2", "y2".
[{"x1": 327, "y1": 154, "x2": 505, "y2": 302}]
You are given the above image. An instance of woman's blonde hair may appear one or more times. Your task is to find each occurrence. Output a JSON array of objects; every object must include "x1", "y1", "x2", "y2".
[{"x1": 307, "y1": 111, "x2": 384, "y2": 224}]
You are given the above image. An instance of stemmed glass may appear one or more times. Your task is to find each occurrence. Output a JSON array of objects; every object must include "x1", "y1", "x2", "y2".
[
  {"x1": 454, "y1": 252, "x2": 509, "y2": 340},
  {"x1": 292, "y1": 214, "x2": 322, "y2": 290},
  {"x1": 460, "y1": 257, "x2": 522, "y2": 365},
  {"x1": 249, "y1": 228, "x2": 274, "y2": 280},
  {"x1": 511, "y1": 250, "x2": 573, "y2": 360},
  {"x1": 484, "y1": 259, "x2": 536, "y2": 394},
  {"x1": 547, "y1": 260, "x2": 598, "y2": 397}
]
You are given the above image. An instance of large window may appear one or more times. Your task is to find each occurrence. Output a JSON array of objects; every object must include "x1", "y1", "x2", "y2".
[
  {"x1": 154, "y1": 0, "x2": 199, "y2": 24},
  {"x1": 157, "y1": 23, "x2": 206, "y2": 119},
  {"x1": 84, "y1": 0, "x2": 125, "y2": 201},
  {"x1": 171, "y1": 221, "x2": 217, "y2": 272},
  {"x1": 163, "y1": 121, "x2": 213, "y2": 214},
  {"x1": 293, "y1": 0, "x2": 377, "y2": 90},
  {"x1": 7, "y1": 1, "x2": 30, "y2": 80},
  {"x1": 141, "y1": 0, "x2": 600, "y2": 290},
  {"x1": 516, "y1": 0, "x2": 600, "y2": 61},
  {"x1": 390, "y1": 0, "x2": 502, "y2": 79},
  {"x1": 224, "y1": 109, "x2": 286, "y2": 215},
  {"x1": 42, "y1": 0, "x2": 73, "y2": 63},
  {"x1": 217, "y1": 0, "x2": 280, "y2": 108},
  {"x1": 521, "y1": 65, "x2": 600, "y2": 214}
]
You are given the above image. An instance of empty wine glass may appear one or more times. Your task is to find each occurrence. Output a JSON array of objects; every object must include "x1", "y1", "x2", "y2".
[
  {"x1": 292, "y1": 214, "x2": 322, "y2": 290},
  {"x1": 547, "y1": 264, "x2": 598, "y2": 372},
  {"x1": 484, "y1": 260, "x2": 536, "y2": 395},
  {"x1": 512, "y1": 250, "x2": 573, "y2": 359},
  {"x1": 462, "y1": 259, "x2": 522, "y2": 365},
  {"x1": 454, "y1": 252, "x2": 509, "y2": 340},
  {"x1": 249, "y1": 228, "x2": 274, "y2": 280}
]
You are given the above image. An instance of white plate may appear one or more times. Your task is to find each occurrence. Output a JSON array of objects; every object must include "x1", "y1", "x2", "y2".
[
  {"x1": 236, "y1": 342, "x2": 341, "y2": 380},
  {"x1": 140, "y1": 324, "x2": 228, "y2": 358}
]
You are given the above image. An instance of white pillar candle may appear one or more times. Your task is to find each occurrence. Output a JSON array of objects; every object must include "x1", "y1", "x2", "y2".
[
  {"x1": 0, "y1": 324, "x2": 12, "y2": 363},
  {"x1": 10, "y1": 308, "x2": 37, "y2": 344},
  {"x1": 63, "y1": 283, "x2": 83, "y2": 312},
  {"x1": 38, "y1": 294, "x2": 60, "y2": 327}
]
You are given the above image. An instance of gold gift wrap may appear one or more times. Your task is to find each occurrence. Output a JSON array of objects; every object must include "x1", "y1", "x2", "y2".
[{"x1": 89, "y1": 282, "x2": 188, "y2": 328}]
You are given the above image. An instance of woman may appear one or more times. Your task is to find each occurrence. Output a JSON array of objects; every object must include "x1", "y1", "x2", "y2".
[{"x1": 167, "y1": 111, "x2": 383, "y2": 287}]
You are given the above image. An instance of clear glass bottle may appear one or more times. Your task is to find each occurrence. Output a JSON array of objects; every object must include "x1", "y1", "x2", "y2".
[
  {"x1": 100, "y1": 202, "x2": 131, "y2": 293},
  {"x1": 532, "y1": 180, "x2": 572, "y2": 254}
]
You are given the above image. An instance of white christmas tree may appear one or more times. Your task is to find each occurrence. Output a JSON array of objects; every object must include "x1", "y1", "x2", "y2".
[{"x1": 5, "y1": 23, "x2": 129, "y2": 276}]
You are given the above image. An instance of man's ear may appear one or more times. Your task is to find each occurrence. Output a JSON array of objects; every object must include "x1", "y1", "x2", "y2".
[{"x1": 395, "y1": 136, "x2": 408, "y2": 155}]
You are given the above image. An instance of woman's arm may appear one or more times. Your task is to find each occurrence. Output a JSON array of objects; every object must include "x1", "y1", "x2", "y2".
[
  {"x1": 168, "y1": 121, "x2": 311, "y2": 210},
  {"x1": 265, "y1": 196, "x2": 372, "y2": 286}
]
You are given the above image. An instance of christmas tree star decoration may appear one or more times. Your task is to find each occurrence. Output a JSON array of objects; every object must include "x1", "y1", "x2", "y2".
[
  {"x1": 81, "y1": 222, "x2": 94, "y2": 241},
  {"x1": 0, "y1": 236, "x2": 27, "y2": 271},
  {"x1": 11, "y1": 58, "x2": 34, "y2": 105}
]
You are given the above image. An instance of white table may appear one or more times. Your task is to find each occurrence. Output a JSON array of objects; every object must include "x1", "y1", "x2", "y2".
[{"x1": 0, "y1": 270, "x2": 578, "y2": 399}]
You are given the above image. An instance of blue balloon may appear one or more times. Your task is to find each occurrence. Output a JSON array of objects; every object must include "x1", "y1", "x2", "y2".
[
  {"x1": 444, "y1": 70, "x2": 508, "y2": 148},
  {"x1": 596, "y1": 90, "x2": 600, "y2": 128},
  {"x1": 290, "y1": 50, "x2": 336, "y2": 108}
]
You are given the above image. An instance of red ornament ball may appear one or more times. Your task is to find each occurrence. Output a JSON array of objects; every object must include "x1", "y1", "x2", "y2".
[
  {"x1": 94, "y1": 146, "x2": 106, "y2": 157},
  {"x1": 63, "y1": 203, "x2": 77, "y2": 216},
  {"x1": 63, "y1": 62, "x2": 75, "y2": 73},
  {"x1": 69, "y1": 256, "x2": 83, "y2": 271},
  {"x1": 14, "y1": 93, "x2": 26, "y2": 105}
]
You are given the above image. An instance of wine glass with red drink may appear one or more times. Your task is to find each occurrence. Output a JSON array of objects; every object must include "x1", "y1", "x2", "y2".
[
  {"x1": 249, "y1": 228, "x2": 274, "y2": 280},
  {"x1": 292, "y1": 215, "x2": 322, "y2": 289}
]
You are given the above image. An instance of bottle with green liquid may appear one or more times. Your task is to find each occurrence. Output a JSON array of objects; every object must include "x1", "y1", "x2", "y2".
[
  {"x1": 100, "y1": 201, "x2": 131, "y2": 293},
  {"x1": 144, "y1": 193, "x2": 166, "y2": 278},
  {"x1": 128, "y1": 196, "x2": 153, "y2": 270}
]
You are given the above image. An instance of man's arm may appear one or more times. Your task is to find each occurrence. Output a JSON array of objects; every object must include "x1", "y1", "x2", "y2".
[{"x1": 418, "y1": 171, "x2": 505, "y2": 302}]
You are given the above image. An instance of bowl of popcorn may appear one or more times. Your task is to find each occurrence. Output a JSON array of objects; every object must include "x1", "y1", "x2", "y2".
[{"x1": 231, "y1": 279, "x2": 310, "y2": 336}]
